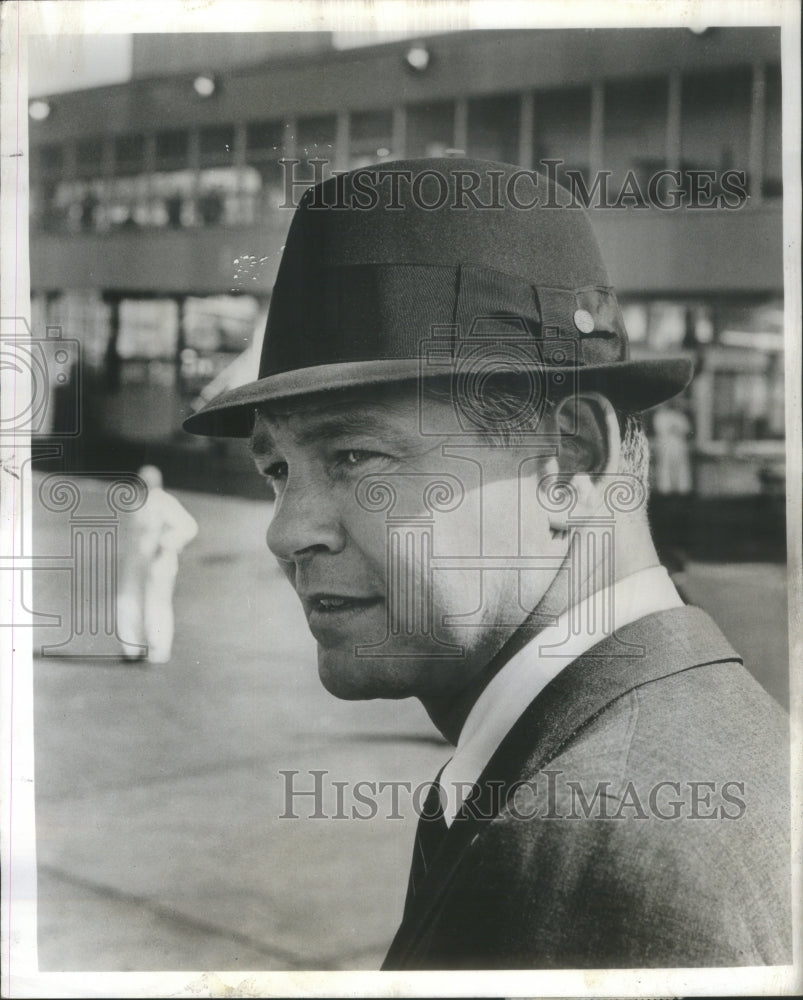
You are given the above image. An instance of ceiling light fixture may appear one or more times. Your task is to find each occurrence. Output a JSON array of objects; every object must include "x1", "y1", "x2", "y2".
[
  {"x1": 404, "y1": 45, "x2": 431, "y2": 73},
  {"x1": 28, "y1": 99, "x2": 51, "y2": 121},
  {"x1": 193, "y1": 75, "x2": 216, "y2": 98}
]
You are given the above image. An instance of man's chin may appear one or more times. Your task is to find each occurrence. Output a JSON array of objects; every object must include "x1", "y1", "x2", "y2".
[{"x1": 316, "y1": 647, "x2": 418, "y2": 701}]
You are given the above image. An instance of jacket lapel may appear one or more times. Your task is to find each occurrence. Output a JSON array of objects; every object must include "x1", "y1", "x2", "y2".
[{"x1": 383, "y1": 606, "x2": 741, "y2": 968}]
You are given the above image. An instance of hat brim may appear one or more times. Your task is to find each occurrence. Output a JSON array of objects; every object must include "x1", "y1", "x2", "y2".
[{"x1": 183, "y1": 357, "x2": 694, "y2": 438}]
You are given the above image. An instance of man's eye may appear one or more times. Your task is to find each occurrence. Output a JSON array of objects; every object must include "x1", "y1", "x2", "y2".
[
  {"x1": 263, "y1": 461, "x2": 288, "y2": 482},
  {"x1": 340, "y1": 449, "x2": 389, "y2": 467}
]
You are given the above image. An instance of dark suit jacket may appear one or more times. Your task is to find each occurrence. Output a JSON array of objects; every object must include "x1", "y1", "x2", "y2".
[{"x1": 383, "y1": 607, "x2": 791, "y2": 969}]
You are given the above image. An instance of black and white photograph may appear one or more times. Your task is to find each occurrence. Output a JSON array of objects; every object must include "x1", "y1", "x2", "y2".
[{"x1": 1, "y1": 1, "x2": 800, "y2": 997}]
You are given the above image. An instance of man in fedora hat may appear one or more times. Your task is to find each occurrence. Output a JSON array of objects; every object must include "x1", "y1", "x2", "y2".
[{"x1": 184, "y1": 158, "x2": 790, "y2": 969}]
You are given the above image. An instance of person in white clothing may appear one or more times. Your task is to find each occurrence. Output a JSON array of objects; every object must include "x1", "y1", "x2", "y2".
[
  {"x1": 118, "y1": 465, "x2": 198, "y2": 664},
  {"x1": 651, "y1": 402, "x2": 693, "y2": 495}
]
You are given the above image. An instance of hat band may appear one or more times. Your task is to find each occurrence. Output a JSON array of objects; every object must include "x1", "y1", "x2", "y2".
[{"x1": 259, "y1": 262, "x2": 627, "y2": 380}]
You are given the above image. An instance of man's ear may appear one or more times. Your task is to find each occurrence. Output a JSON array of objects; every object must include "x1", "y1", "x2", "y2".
[
  {"x1": 553, "y1": 391, "x2": 620, "y2": 478},
  {"x1": 546, "y1": 392, "x2": 621, "y2": 533}
]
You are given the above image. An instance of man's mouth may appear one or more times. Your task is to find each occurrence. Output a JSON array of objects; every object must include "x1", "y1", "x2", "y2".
[
  {"x1": 299, "y1": 592, "x2": 384, "y2": 644},
  {"x1": 305, "y1": 593, "x2": 383, "y2": 614}
]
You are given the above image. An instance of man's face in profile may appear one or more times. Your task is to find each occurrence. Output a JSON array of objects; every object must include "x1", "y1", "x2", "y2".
[{"x1": 251, "y1": 384, "x2": 565, "y2": 703}]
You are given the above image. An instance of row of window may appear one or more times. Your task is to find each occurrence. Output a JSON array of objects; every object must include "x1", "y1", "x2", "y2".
[
  {"x1": 33, "y1": 68, "x2": 782, "y2": 179},
  {"x1": 31, "y1": 65, "x2": 782, "y2": 234},
  {"x1": 31, "y1": 290, "x2": 262, "y2": 399}
]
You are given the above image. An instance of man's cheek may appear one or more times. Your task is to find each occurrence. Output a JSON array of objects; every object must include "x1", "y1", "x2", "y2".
[
  {"x1": 346, "y1": 517, "x2": 388, "y2": 570},
  {"x1": 276, "y1": 559, "x2": 296, "y2": 588}
]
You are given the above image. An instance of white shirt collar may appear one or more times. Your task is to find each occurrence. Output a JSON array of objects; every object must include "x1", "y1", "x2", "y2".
[{"x1": 439, "y1": 566, "x2": 684, "y2": 826}]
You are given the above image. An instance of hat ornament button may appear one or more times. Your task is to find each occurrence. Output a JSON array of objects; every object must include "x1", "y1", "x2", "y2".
[{"x1": 573, "y1": 308, "x2": 595, "y2": 334}]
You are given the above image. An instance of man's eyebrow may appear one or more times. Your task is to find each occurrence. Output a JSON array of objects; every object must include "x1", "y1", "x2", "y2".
[
  {"x1": 249, "y1": 424, "x2": 277, "y2": 458},
  {"x1": 294, "y1": 410, "x2": 394, "y2": 445}
]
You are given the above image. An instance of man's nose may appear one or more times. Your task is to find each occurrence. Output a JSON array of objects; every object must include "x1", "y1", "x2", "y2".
[{"x1": 266, "y1": 477, "x2": 346, "y2": 561}]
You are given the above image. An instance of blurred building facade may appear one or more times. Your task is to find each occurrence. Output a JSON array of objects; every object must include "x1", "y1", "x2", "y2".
[{"x1": 28, "y1": 28, "x2": 785, "y2": 499}]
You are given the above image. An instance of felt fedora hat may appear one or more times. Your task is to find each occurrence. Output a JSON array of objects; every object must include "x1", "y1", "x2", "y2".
[{"x1": 184, "y1": 157, "x2": 693, "y2": 437}]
